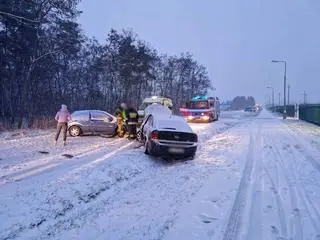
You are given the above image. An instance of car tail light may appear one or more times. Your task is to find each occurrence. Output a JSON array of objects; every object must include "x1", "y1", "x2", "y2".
[{"x1": 151, "y1": 131, "x2": 159, "y2": 140}]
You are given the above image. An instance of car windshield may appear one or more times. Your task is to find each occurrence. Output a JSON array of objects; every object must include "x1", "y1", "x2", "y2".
[
  {"x1": 189, "y1": 101, "x2": 209, "y2": 109},
  {"x1": 157, "y1": 120, "x2": 178, "y2": 130}
]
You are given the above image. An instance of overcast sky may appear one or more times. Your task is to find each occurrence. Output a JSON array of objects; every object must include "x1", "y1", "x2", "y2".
[{"x1": 78, "y1": 0, "x2": 320, "y2": 104}]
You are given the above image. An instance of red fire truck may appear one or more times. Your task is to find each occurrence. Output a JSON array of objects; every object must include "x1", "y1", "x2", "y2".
[{"x1": 180, "y1": 96, "x2": 220, "y2": 122}]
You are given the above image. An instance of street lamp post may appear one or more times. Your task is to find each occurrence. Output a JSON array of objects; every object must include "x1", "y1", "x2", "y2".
[
  {"x1": 267, "y1": 86, "x2": 275, "y2": 111},
  {"x1": 272, "y1": 60, "x2": 287, "y2": 119},
  {"x1": 288, "y1": 84, "x2": 290, "y2": 105}
]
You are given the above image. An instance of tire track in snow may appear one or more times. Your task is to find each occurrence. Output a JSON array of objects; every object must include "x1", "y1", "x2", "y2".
[
  {"x1": 266, "y1": 135, "x2": 302, "y2": 240},
  {"x1": 0, "y1": 143, "x2": 139, "y2": 240},
  {"x1": 278, "y1": 127, "x2": 320, "y2": 233},
  {"x1": 261, "y1": 153, "x2": 289, "y2": 239},
  {"x1": 222, "y1": 127, "x2": 255, "y2": 240},
  {"x1": 246, "y1": 124, "x2": 263, "y2": 240},
  {"x1": 0, "y1": 137, "x2": 125, "y2": 179},
  {"x1": 284, "y1": 125, "x2": 320, "y2": 173},
  {"x1": 0, "y1": 139, "x2": 132, "y2": 185}
]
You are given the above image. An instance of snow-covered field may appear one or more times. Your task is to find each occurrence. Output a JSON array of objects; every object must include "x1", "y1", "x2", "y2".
[{"x1": 0, "y1": 110, "x2": 319, "y2": 240}]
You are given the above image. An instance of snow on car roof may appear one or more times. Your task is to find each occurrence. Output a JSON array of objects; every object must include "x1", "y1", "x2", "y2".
[
  {"x1": 144, "y1": 104, "x2": 193, "y2": 132},
  {"x1": 144, "y1": 103, "x2": 171, "y2": 116},
  {"x1": 143, "y1": 96, "x2": 171, "y2": 102}
]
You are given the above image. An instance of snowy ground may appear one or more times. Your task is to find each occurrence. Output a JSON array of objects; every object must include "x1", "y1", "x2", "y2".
[{"x1": 0, "y1": 110, "x2": 319, "y2": 240}]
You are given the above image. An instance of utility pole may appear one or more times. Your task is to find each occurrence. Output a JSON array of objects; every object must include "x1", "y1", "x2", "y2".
[
  {"x1": 284, "y1": 61, "x2": 287, "y2": 117},
  {"x1": 288, "y1": 84, "x2": 290, "y2": 105},
  {"x1": 303, "y1": 91, "x2": 307, "y2": 104},
  {"x1": 267, "y1": 86, "x2": 275, "y2": 111},
  {"x1": 272, "y1": 60, "x2": 287, "y2": 119},
  {"x1": 278, "y1": 92, "x2": 281, "y2": 106}
]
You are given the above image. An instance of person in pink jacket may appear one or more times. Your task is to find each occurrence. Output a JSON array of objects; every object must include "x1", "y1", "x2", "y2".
[{"x1": 54, "y1": 104, "x2": 71, "y2": 146}]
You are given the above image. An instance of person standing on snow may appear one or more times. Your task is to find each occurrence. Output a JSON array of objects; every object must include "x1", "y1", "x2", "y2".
[
  {"x1": 115, "y1": 103, "x2": 128, "y2": 137},
  {"x1": 125, "y1": 104, "x2": 138, "y2": 139},
  {"x1": 54, "y1": 104, "x2": 71, "y2": 146},
  {"x1": 116, "y1": 111, "x2": 125, "y2": 137}
]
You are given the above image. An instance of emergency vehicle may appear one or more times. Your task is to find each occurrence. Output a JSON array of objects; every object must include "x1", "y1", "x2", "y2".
[{"x1": 180, "y1": 96, "x2": 220, "y2": 122}]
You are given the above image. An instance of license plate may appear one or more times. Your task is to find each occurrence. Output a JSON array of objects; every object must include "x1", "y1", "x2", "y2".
[{"x1": 168, "y1": 148, "x2": 185, "y2": 154}]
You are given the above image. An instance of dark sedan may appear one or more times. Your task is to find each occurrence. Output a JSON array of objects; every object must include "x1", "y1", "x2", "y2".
[
  {"x1": 68, "y1": 110, "x2": 117, "y2": 136},
  {"x1": 139, "y1": 112, "x2": 198, "y2": 160}
]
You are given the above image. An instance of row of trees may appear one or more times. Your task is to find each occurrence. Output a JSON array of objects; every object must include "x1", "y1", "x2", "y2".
[
  {"x1": 231, "y1": 96, "x2": 256, "y2": 110},
  {"x1": 0, "y1": 0, "x2": 212, "y2": 128}
]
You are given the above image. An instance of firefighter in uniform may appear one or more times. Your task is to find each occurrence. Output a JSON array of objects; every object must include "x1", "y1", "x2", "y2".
[
  {"x1": 125, "y1": 104, "x2": 139, "y2": 139},
  {"x1": 115, "y1": 103, "x2": 127, "y2": 138}
]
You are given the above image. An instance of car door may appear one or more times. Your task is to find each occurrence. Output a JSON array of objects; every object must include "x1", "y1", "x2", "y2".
[
  {"x1": 90, "y1": 111, "x2": 114, "y2": 133},
  {"x1": 70, "y1": 111, "x2": 91, "y2": 133},
  {"x1": 142, "y1": 115, "x2": 153, "y2": 141},
  {"x1": 78, "y1": 111, "x2": 91, "y2": 132}
]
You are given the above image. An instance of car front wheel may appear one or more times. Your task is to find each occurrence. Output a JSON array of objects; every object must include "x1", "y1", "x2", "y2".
[
  {"x1": 137, "y1": 129, "x2": 143, "y2": 142},
  {"x1": 69, "y1": 126, "x2": 81, "y2": 137}
]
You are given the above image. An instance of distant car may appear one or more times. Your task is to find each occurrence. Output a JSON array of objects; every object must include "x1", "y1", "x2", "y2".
[
  {"x1": 139, "y1": 107, "x2": 198, "y2": 159},
  {"x1": 244, "y1": 106, "x2": 257, "y2": 112},
  {"x1": 68, "y1": 110, "x2": 117, "y2": 137}
]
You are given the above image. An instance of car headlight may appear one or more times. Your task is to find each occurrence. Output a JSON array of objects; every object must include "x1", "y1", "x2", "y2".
[
  {"x1": 187, "y1": 115, "x2": 194, "y2": 120},
  {"x1": 202, "y1": 115, "x2": 210, "y2": 120}
]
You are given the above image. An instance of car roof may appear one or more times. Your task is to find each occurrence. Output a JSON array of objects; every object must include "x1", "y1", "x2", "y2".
[
  {"x1": 72, "y1": 110, "x2": 113, "y2": 116},
  {"x1": 144, "y1": 104, "x2": 171, "y2": 116}
]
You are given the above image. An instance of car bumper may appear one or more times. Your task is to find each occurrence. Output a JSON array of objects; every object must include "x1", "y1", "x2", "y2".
[
  {"x1": 186, "y1": 116, "x2": 211, "y2": 123},
  {"x1": 150, "y1": 141, "x2": 197, "y2": 157}
]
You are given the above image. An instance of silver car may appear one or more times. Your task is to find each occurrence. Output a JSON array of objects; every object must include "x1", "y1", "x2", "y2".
[
  {"x1": 139, "y1": 112, "x2": 198, "y2": 159},
  {"x1": 68, "y1": 110, "x2": 117, "y2": 137}
]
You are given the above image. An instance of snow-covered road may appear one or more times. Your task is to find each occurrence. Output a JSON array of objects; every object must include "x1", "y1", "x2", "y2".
[{"x1": 0, "y1": 110, "x2": 319, "y2": 240}]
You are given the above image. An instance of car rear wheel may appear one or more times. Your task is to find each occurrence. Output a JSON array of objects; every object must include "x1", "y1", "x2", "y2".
[{"x1": 69, "y1": 126, "x2": 81, "y2": 137}]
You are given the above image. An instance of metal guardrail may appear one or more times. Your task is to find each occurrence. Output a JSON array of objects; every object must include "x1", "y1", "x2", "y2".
[
  {"x1": 299, "y1": 104, "x2": 320, "y2": 126},
  {"x1": 267, "y1": 104, "x2": 320, "y2": 126},
  {"x1": 269, "y1": 105, "x2": 296, "y2": 117}
]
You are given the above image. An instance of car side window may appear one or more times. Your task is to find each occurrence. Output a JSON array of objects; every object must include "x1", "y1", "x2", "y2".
[
  {"x1": 72, "y1": 111, "x2": 89, "y2": 121},
  {"x1": 91, "y1": 112, "x2": 108, "y2": 121}
]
